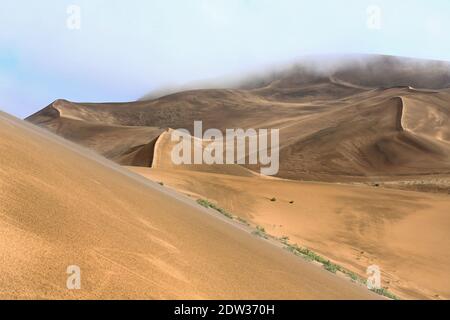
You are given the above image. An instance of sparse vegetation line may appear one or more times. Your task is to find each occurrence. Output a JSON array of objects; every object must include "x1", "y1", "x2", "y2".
[{"x1": 196, "y1": 197, "x2": 400, "y2": 300}]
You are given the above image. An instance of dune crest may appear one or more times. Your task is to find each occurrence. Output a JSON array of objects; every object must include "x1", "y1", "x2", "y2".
[
  {"x1": 26, "y1": 56, "x2": 450, "y2": 190},
  {"x1": 0, "y1": 112, "x2": 381, "y2": 299},
  {"x1": 17, "y1": 55, "x2": 450, "y2": 300}
]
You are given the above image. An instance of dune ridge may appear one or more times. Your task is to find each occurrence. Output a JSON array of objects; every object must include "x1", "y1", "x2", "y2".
[
  {"x1": 27, "y1": 57, "x2": 450, "y2": 189},
  {"x1": 17, "y1": 54, "x2": 450, "y2": 300},
  {"x1": 0, "y1": 111, "x2": 382, "y2": 299}
]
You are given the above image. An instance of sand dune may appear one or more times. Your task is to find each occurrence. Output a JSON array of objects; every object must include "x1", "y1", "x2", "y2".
[
  {"x1": 0, "y1": 112, "x2": 379, "y2": 299},
  {"x1": 129, "y1": 166, "x2": 450, "y2": 300},
  {"x1": 151, "y1": 128, "x2": 258, "y2": 176},
  {"x1": 27, "y1": 56, "x2": 450, "y2": 189},
  {"x1": 27, "y1": 99, "x2": 164, "y2": 166},
  {"x1": 18, "y1": 55, "x2": 450, "y2": 300},
  {"x1": 274, "y1": 93, "x2": 450, "y2": 182}
]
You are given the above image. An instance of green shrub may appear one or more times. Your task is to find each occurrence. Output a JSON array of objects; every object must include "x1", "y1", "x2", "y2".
[
  {"x1": 323, "y1": 261, "x2": 339, "y2": 273},
  {"x1": 196, "y1": 199, "x2": 233, "y2": 219},
  {"x1": 252, "y1": 225, "x2": 269, "y2": 239},
  {"x1": 252, "y1": 230, "x2": 268, "y2": 239},
  {"x1": 237, "y1": 217, "x2": 250, "y2": 225},
  {"x1": 370, "y1": 288, "x2": 400, "y2": 300}
]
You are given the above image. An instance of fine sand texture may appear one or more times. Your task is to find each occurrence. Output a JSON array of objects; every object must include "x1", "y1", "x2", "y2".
[
  {"x1": 0, "y1": 112, "x2": 380, "y2": 299},
  {"x1": 128, "y1": 164, "x2": 450, "y2": 300},
  {"x1": 127, "y1": 110, "x2": 450, "y2": 300}
]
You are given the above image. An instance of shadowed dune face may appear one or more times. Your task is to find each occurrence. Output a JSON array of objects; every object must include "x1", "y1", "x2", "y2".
[
  {"x1": 274, "y1": 94, "x2": 450, "y2": 180},
  {"x1": 27, "y1": 100, "x2": 164, "y2": 166},
  {"x1": 26, "y1": 55, "x2": 450, "y2": 186},
  {"x1": 401, "y1": 94, "x2": 450, "y2": 143},
  {"x1": 0, "y1": 112, "x2": 381, "y2": 299}
]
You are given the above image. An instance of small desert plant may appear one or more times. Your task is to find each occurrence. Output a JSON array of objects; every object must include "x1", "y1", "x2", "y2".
[
  {"x1": 323, "y1": 260, "x2": 339, "y2": 273},
  {"x1": 252, "y1": 230, "x2": 268, "y2": 239},
  {"x1": 282, "y1": 241, "x2": 400, "y2": 299},
  {"x1": 237, "y1": 217, "x2": 250, "y2": 226},
  {"x1": 252, "y1": 225, "x2": 268, "y2": 239},
  {"x1": 216, "y1": 207, "x2": 233, "y2": 219},
  {"x1": 256, "y1": 225, "x2": 266, "y2": 233},
  {"x1": 370, "y1": 288, "x2": 400, "y2": 300},
  {"x1": 270, "y1": 197, "x2": 277, "y2": 202},
  {"x1": 341, "y1": 269, "x2": 361, "y2": 282},
  {"x1": 197, "y1": 199, "x2": 211, "y2": 208},
  {"x1": 285, "y1": 243, "x2": 339, "y2": 271},
  {"x1": 196, "y1": 199, "x2": 233, "y2": 219}
]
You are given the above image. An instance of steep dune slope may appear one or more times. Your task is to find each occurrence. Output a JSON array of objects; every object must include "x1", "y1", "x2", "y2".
[
  {"x1": 27, "y1": 100, "x2": 164, "y2": 166},
  {"x1": 401, "y1": 93, "x2": 450, "y2": 143},
  {"x1": 0, "y1": 112, "x2": 379, "y2": 299},
  {"x1": 151, "y1": 129, "x2": 258, "y2": 176}
]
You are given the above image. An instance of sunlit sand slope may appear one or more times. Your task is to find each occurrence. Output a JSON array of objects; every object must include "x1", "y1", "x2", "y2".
[
  {"x1": 0, "y1": 112, "x2": 379, "y2": 299},
  {"x1": 129, "y1": 167, "x2": 450, "y2": 300}
]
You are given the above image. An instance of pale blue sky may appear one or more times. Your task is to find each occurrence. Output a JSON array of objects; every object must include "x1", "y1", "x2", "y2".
[{"x1": 1, "y1": 0, "x2": 449, "y2": 118}]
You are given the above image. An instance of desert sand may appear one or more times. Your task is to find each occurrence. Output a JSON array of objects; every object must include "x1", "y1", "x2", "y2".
[
  {"x1": 19, "y1": 55, "x2": 450, "y2": 300},
  {"x1": 0, "y1": 111, "x2": 380, "y2": 299},
  {"x1": 27, "y1": 56, "x2": 450, "y2": 191},
  {"x1": 123, "y1": 120, "x2": 450, "y2": 300},
  {"x1": 129, "y1": 166, "x2": 450, "y2": 300}
]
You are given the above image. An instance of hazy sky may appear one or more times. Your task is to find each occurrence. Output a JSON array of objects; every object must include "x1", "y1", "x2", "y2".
[{"x1": 1, "y1": 0, "x2": 449, "y2": 117}]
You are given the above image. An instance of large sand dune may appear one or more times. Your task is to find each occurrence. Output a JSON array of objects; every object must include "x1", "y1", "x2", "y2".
[
  {"x1": 27, "y1": 56, "x2": 450, "y2": 189},
  {"x1": 0, "y1": 112, "x2": 379, "y2": 299},
  {"x1": 129, "y1": 166, "x2": 450, "y2": 300},
  {"x1": 18, "y1": 55, "x2": 450, "y2": 300},
  {"x1": 126, "y1": 111, "x2": 450, "y2": 300}
]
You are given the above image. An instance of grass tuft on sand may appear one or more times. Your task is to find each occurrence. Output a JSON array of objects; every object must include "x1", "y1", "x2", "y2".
[
  {"x1": 252, "y1": 225, "x2": 269, "y2": 239},
  {"x1": 197, "y1": 199, "x2": 234, "y2": 219}
]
